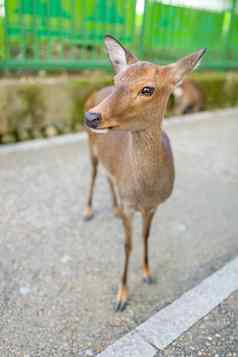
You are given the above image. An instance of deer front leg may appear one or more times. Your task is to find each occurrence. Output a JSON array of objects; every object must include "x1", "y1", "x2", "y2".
[
  {"x1": 114, "y1": 211, "x2": 133, "y2": 312},
  {"x1": 107, "y1": 177, "x2": 121, "y2": 217},
  {"x1": 83, "y1": 155, "x2": 98, "y2": 221},
  {"x1": 142, "y1": 211, "x2": 155, "y2": 284}
]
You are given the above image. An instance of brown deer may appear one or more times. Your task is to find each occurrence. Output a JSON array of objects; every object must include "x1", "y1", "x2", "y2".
[
  {"x1": 84, "y1": 35, "x2": 206, "y2": 311},
  {"x1": 173, "y1": 79, "x2": 204, "y2": 115}
]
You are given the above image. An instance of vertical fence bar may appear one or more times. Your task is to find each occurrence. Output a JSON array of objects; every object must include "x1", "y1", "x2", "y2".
[
  {"x1": 166, "y1": 0, "x2": 175, "y2": 56},
  {"x1": 131, "y1": 0, "x2": 136, "y2": 47},
  {"x1": 18, "y1": 0, "x2": 25, "y2": 60},
  {"x1": 158, "y1": 2, "x2": 164, "y2": 56},
  {"x1": 70, "y1": 0, "x2": 74, "y2": 61},
  {"x1": 3, "y1": 0, "x2": 10, "y2": 63},
  {"x1": 139, "y1": 0, "x2": 147, "y2": 58},
  {"x1": 122, "y1": 0, "x2": 127, "y2": 42},
  {"x1": 103, "y1": 0, "x2": 110, "y2": 60},
  {"x1": 112, "y1": 0, "x2": 118, "y2": 41},
  {"x1": 32, "y1": 0, "x2": 38, "y2": 62},
  {"x1": 224, "y1": 0, "x2": 236, "y2": 60},
  {"x1": 90, "y1": 0, "x2": 96, "y2": 46},
  {"x1": 80, "y1": 0, "x2": 86, "y2": 61},
  {"x1": 57, "y1": 0, "x2": 63, "y2": 61},
  {"x1": 45, "y1": 0, "x2": 50, "y2": 62},
  {"x1": 150, "y1": 0, "x2": 156, "y2": 54},
  {"x1": 47, "y1": 0, "x2": 52, "y2": 62}
]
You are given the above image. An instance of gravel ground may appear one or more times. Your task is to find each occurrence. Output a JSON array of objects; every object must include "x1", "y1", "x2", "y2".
[
  {"x1": 156, "y1": 290, "x2": 238, "y2": 356},
  {"x1": 0, "y1": 109, "x2": 238, "y2": 356}
]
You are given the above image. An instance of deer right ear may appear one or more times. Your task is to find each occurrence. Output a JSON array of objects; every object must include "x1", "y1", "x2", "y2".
[
  {"x1": 104, "y1": 35, "x2": 138, "y2": 73},
  {"x1": 171, "y1": 48, "x2": 207, "y2": 85}
]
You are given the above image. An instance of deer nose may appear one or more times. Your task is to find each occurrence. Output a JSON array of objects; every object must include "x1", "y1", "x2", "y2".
[{"x1": 85, "y1": 112, "x2": 101, "y2": 129}]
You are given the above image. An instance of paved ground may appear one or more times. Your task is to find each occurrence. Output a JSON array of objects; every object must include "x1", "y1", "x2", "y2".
[
  {"x1": 0, "y1": 109, "x2": 238, "y2": 356},
  {"x1": 156, "y1": 290, "x2": 238, "y2": 356}
]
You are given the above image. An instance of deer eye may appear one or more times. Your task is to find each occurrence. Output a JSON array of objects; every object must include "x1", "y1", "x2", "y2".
[{"x1": 139, "y1": 86, "x2": 155, "y2": 96}]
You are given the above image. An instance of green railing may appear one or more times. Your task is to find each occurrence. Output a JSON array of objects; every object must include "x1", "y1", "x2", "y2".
[
  {"x1": 0, "y1": 0, "x2": 237, "y2": 71},
  {"x1": 0, "y1": 0, "x2": 137, "y2": 70},
  {"x1": 141, "y1": 0, "x2": 238, "y2": 69}
]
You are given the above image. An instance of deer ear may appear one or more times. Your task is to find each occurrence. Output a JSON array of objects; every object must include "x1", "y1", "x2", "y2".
[
  {"x1": 172, "y1": 48, "x2": 207, "y2": 85},
  {"x1": 104, "y1": 35, "x2": 138, "y2": 73}
]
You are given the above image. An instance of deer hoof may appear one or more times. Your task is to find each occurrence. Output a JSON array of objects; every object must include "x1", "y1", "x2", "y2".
[
  {"x1": 114, "y1": 286, "x2": 128, "y2": 312},
  {"x1": 114, "y1": 299, "x2": 128, "y2": 312},
  {"x1": 83, "y1": 206, "x2": 94, "y2": 221}
]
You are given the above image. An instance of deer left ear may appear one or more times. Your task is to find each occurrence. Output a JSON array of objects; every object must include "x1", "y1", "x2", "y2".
[
  {"x1": 104, "y1": 35, "x2": 138, "y2": 73},
  {"x1": 172, "y1": 48, "x2": 207, "y2": 85}
]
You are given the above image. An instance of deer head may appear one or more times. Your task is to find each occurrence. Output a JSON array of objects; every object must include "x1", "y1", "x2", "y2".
[{"x1": 85, "y1": 35, "x2": 206, "y2": 133}]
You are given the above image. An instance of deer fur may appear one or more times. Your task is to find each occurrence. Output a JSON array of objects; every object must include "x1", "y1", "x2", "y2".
[{"x1": 84, "y1": 35, "x2": 206, "y2": 311}]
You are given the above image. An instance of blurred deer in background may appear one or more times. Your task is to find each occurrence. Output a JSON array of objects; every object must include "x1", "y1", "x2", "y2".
[
  {"x1": 84, "y1": 35, "x2": 206, "y2": 311},
  {"x1": 173, "y1": 79, "x2": 204, "y2": 115}
]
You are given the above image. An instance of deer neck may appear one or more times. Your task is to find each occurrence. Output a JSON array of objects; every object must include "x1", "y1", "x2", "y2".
[
  {"x1": 131, "y1": 124, "x2": 161, "y2": 153},
  {"x1": 129, "y1": 94, "x2": 169, "y2": 166},
  {"x1": 129, "y1": 115, "x2": 163, "y2": 176},
  {"x1": 131, "y1": 106, "x2": 163, "y2": 158}
]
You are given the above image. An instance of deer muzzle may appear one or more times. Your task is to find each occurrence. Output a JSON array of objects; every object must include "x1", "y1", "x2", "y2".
[{"x1": 85, "y1": 112, "x2": 102, "y2": 129}]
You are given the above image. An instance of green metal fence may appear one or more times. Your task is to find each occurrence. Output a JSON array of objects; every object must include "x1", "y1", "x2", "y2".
[
  {"x1": 0, "y1": 0, "x2": 137, "y2": 70},
  {"x1": 0, "y1": 0, "x2": 237, "y2": 71},
  {"x1": 141, "y1": 0, "x2": 238, "y2": 69}
]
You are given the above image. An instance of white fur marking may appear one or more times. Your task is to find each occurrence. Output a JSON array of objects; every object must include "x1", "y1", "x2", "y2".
[
  {"x1": 193, "y1": 57, "x2": 202, "y2": 71},
  {"x1": 90, "y1": 128, "x2": 109, "y2": 134}
]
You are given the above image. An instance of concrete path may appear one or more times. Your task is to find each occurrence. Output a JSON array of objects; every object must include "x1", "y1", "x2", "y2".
[
  {"x1": 98, "y1": 256, "x2": 238, "y2": 356},
  {"x1": 156, "y1": 289, "x2": 238, "y2": 356},
  {"x1": 0, "y1": 108, "x2": 238, "y2": 356}
]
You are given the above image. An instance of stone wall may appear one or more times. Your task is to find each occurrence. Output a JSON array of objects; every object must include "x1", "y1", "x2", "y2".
[
  {"x1": 0, "y1": 72, "x2": 112, "y2": 143},
  {"x1": 0, "y1": 71, "x2": 237, "y2": 144}
]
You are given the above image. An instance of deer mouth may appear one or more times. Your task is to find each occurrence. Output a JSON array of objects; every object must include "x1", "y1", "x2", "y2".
[{"x1": 88, "y1": 125, "x2": 119, "y2": 133}]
